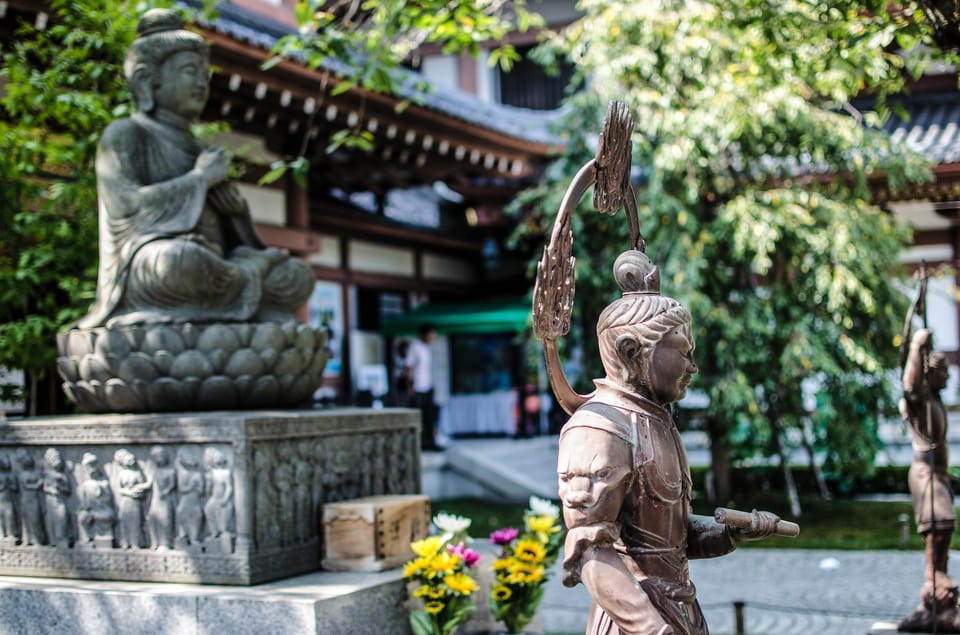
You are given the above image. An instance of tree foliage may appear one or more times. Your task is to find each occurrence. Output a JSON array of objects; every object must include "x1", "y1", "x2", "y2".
[
  {"x1": 262, "y1": 0, "x2": 543, "y2": 180},
  {"x1": 0, "y1": 0, "x2": 149, "y2": 412},
  {"x1": 514, "y1": 0, "x2": 954, "y2": 495}
]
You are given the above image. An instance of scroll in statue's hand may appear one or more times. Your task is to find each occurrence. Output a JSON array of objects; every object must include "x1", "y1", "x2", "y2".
[
  {"x1": 194, "y1": 146, "x2": 231, "y2": 186},
  {"x1": 730, "y1": 510, "x2": 780, "y2": 541}
]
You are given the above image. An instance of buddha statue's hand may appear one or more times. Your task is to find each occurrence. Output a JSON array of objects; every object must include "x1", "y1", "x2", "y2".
[{"x1": 194, "y1": 146, "x2": 230, "y2": 187}]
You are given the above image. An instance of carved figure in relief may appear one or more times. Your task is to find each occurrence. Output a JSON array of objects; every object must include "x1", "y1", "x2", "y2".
[
  {"x1": 15, "y1": 449, "x2": 46, "y2": 546},
  {"x1": 253, "y1": 447, "x2": 278, "y2": 550},
  {"x1": 147, "y1": 446, "x2": 176, "y2": 550},
  {"x1": 0, "y1": 454, "x2": 19, "y2": 541},
  {"x1": 42, "y1": 448, "x2": 70, "y2": 547},
  {"x1": 77, "y1": 453, "x2": 116, "y2": 546},
  {"x1": 273, "y1": 458, "x2": 294, "y2": 545},
  {"x1": 203, "y1": 448, "x2": 234, "y2": 541},
  {"x1": 175, "y1": 449, "x2": 204, "y2": 546},
  {"x1": 293, "y1": 444, "x2": 313, "y2": 542},
  {"x1": 78, "y1": 8, "x2": 313, "y2": 329},
  {"x1": 114, "y1": 449, "x2": 149, "y2": 549}
]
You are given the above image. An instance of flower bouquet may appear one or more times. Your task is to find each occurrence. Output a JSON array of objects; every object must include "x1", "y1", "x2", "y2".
[
  {"x1": 489, "y1": 496, "x2": 565, "y2": 634},
  {"x1": 404, "y1": 513, "x2": 481, "y2": 635}
]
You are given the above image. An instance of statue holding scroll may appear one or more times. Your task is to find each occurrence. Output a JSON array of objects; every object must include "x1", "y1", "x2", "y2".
[
  {"x1": 56, "y1": 8, "x2": 329, "y2": 412},
  {"x1": 535, "y1": 102, "x2": 797, "y2": 635},
  {"x1": 79, "y1": 8, "x2": 313, "y2": 328}
]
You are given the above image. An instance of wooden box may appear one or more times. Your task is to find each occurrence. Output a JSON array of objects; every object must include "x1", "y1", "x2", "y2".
[{"x1": 322, "y1": 494, "x2": 431, "y2": 572}]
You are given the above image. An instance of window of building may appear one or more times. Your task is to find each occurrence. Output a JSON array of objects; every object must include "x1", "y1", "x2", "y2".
[{"x1": 497, "y1": 44, "x2": 574, "y2": 110}]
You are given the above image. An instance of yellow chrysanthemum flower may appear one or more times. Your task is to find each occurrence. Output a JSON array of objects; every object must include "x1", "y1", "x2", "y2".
[
  {"x1": 492, "y1": 558, "x2": 512, "y2": 571},
  {"x1": 413, "y1": 585, "x2": 432, "y2": 598},
  {"x1": 506, "y1": 562, "x2": 545, "y2": 584},
  {"x1": 403, "y1": 556, "x2": 430, "y2": 578},
  {"x1": 492, "y1": 584, "x2": 512, "y2": 601},
  {"x1": 526, "y1": 515, "x2": 559, "y2": 534},
  {"x1": 424, "y1": 601, "x2": 445, "y2": 614},
  {"x1": 514, "y1": 539, "x2": 546, "y2": 563},
  {"x1": 426, "y1": 551, "x2": 459, "y2": 577},
  {"x1": 444, "y1": 571, "x2": 478, "y2": 595},
  {"x1": 411, "y1": 536, "x2": 444, "y2": 558},
  {"x1": 427, "y1": 586, "x2": 446, "y2": 599}
]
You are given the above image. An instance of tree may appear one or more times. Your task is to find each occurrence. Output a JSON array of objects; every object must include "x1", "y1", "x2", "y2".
[
  {"x1": 515, "y1": 0, "x2": 956, "y2": 507},
  {"x1": 0, "y1": 0, "x2": 143, "y2": 414}
]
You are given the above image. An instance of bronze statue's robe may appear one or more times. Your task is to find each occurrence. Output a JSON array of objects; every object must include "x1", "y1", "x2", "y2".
[
  {"x1": 558, "y1": 380, "x2": 737, "y2": 635},
  {"x1": 80, "y1": 113, "x2": 309, "y2": 328}
]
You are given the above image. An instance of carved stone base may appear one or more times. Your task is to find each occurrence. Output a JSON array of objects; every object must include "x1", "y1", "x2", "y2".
[
  {"x1": 56, "y1": 322, "x2": 330, "y2": 413},
  {"x1": 0, "y1": 408, "x2": 420, "y2": 584}
]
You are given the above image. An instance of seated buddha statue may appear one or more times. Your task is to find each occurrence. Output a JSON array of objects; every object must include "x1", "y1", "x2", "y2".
[{"x1": 77, "y1": 8, "x2": 314, "y2": 329}]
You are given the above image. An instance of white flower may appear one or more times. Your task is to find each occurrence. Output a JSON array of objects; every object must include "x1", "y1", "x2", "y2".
[
  {"x1": 433, "y1": 512, "x2": 472, "y2": 534},
  {"x1": 528, "y1": 496, "x2": 560, "y2": 519}
]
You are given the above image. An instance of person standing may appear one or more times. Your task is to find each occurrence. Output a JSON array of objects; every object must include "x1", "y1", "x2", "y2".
[{"x1": 406, "y1": 324, "x2": 440, "y2": 450}]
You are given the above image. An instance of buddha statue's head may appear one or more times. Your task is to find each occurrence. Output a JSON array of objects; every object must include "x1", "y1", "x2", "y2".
[
  {"x1": 124, "y1": 9, "x2": 210, "y2": 120},
  {"x1": 596, "y1": 250, "x2": 697, "y2": 404}
]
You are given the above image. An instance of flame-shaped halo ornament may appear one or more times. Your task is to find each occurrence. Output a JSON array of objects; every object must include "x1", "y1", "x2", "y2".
[{"x1": 532, "y1": 100, "x2": 644, "y2": 415}]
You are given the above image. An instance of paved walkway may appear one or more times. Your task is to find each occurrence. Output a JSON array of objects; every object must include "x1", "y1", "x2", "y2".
[
  {"x1": 540, "y1": 548, "x2": 928, "y2": 635},
  {"x1": 440, "y1": 436, "x2": 936, "y2": 634}
]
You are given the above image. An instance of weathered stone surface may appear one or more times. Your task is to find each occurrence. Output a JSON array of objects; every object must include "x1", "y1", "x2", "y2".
[
  {"x1": 0, "y1": 408, "x2": 420, "y2": 584},
  {"x1": 57, "y1": 322, "x2": 329, "y2": 413},
  {"x1": 0, "y1": 568, "x2": 411, "y2": 635}
]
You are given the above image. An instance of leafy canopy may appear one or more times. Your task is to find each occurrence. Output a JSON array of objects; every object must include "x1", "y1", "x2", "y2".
[{"x1": 515, "y1": 0, "x2": 950, "y2": 478}]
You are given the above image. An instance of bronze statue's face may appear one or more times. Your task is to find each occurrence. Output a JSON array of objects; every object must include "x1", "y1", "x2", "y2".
[
  {"x1": 154, "y1": 50, "x2": 209, "y2": 120},
  {"x1": 647, "y1": 328, "x2": 697, "y2": 404}
]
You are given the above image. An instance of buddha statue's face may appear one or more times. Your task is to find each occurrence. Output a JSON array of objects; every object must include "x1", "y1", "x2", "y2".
[
  {"x1": 644, "y1": 328, "x2": 697, "y2": 405},
  {"x1": 153, "y1": 50, "x2": 210, "y2": 120}
]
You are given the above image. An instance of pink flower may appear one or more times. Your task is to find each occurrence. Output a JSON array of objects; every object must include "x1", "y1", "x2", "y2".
[
  {"x1": 448, "y1": 542, "x2": 481, "y2": 568},
  {"x1": 489, "y1": 527, "x2": 519, "y2": 546}
]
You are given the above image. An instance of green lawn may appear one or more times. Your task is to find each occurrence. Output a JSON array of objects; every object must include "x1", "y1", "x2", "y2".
[{"x1": 431, "y1": 494, "x2": 926, "y2": 550}]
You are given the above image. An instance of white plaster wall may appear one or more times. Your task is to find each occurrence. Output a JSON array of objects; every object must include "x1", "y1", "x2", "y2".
[
  {"x1": 236, "y1": 183, "x2": 285, "y2": 226},
  {"x1": 348, "y1": 240, "x2": 415, "y2": 276},
  {"x1": 422, "y1": 252, "x2": 475, "y2": 283},
  {"x1": 421, "y1": 55, "x2": 459, "y2": 91},
  {"x1": 306, "y1": 235, "x2": 341, "y2": 268}
]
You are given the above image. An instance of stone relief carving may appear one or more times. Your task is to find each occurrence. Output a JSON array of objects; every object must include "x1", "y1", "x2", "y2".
[
  {"x1": 203, "y1": 448, "x2": 234, "y2": 554},
  {"x1": 147, "y1": 446, "x2": 176, "y2": 550},
  {"x1": 76, "y1": 453, "x2": 116, "y2": 548},
  {"x1": 175, "y1": 449, "x2": 205, "y2": 549},
  {"x1": 115, "y1": 449, "x2": 149, "y2": 549},
  {"x1": 42, "y1": 448, "x2": 71, "y2": 547},
  {"x1": 16, "y1": 449, "x2": 46, "y2": 547},
  {"x1": 0, "y1": 454, "x2": 18, "y2": 543}
]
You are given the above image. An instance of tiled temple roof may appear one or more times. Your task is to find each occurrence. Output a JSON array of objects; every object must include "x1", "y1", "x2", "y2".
[
  {"x1": 193, "y1": 1, "x2": 563, "y2": 147},
  {"x1": 884, "y1": 91, "x2": 960, "y2": 164}
]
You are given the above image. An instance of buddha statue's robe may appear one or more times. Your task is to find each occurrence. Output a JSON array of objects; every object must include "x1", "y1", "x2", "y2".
[{"x1": 78, "y1": 112, "x2": 312, "y2": 328}]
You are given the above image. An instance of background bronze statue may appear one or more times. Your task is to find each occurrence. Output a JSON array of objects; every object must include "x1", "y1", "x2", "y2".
[
  {"x1": 535, "y1": 102, "x2": 796, "y2": 635},
  {"x1": 56, "y1": 9, "x2": 329, "y2": 412},
  {"x1": 899, "y1": 268, "x2": 960, "y2": 633}
]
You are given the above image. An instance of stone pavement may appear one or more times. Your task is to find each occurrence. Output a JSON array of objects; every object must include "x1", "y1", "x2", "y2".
[{"x1": 540, "y1": 548, "x2": 930, "y2": 635}]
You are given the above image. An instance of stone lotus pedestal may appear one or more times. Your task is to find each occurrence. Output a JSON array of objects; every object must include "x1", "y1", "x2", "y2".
[
  {"x1": 56, "y1": 322, "x2": 329, "y2": 413},
  {"x1": 0, "y1": 408, "x2": 419, "y2": 585}
]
